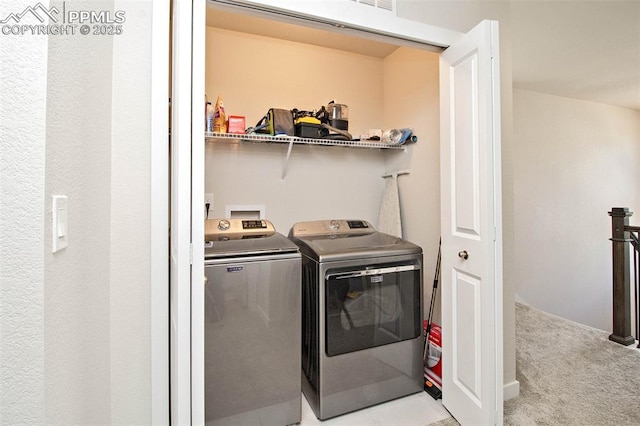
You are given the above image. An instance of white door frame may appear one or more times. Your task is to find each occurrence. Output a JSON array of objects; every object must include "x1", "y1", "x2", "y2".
[
  {"x1": 170, "y1": 1, "x2": 504, "y2": 424},
  {"x1": 169, "y1": 0, "x2": 206, "y2": 424},
  {"x1": 191, "y1": 0, "x2": 207, "y2": 423},
  {"x1": 150, "y1": 0, "x2": 171, "y2": 423}
]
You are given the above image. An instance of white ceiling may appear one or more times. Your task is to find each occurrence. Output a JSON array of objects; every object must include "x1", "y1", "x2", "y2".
[
  {"x1": 510, "y1": 1, "x2": 640, "y2": 111},
  {"x1": 205, "y1": 8, "x2": 401, "y2": 58},
  {"x1": 206, "y1": 2, "x2": 640, "y2": 111}
]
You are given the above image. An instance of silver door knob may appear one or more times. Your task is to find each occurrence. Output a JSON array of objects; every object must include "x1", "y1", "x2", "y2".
[{"x1": 458, "y1": 250, "x2": 469, "y2": 260}]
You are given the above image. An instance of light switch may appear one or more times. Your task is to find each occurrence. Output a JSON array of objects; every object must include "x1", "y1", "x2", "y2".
[{"x1": 52, "y1": 195, "x2": 68, "y2": 253}]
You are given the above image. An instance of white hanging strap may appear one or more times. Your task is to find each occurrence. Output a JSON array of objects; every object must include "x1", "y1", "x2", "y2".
[
  {"x1": 381, "y1": 169, "x2": 410, "y2": 178},
  {"x1": 281, "y1": 138, "x2": 295, "y2": 181}
]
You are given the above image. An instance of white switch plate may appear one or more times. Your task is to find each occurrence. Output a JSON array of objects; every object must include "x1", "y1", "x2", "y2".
[{"x1": 52, "y1": 195, "x2": 68, "y2": 253}]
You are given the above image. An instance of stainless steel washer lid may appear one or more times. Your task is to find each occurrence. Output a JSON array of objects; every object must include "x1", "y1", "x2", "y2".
[
  {"x1": 205, "y1": 219, "x2": 300, "y2": 259},
  {"x1": 289, "y1": 220, "x2": 421, "y2": 262},
  {"x1": 205, "y1": 232, "x2": 300, "y2": 259}
]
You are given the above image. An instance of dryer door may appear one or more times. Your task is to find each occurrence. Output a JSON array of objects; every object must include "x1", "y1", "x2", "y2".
[{"x1": 324, "y1": 262, "x2": 421, "y2": 357}]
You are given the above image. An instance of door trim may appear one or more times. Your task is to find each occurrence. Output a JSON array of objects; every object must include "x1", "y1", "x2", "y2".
[
  {"x1": 150, "y1": 0, "x2": 171, "y2": 423},
  {"x1": 191, "y1": 0, "x2": 207, "y2": 423},
  {"x1": 170, "y1": 0, "x2": 201, "y2": 424}
]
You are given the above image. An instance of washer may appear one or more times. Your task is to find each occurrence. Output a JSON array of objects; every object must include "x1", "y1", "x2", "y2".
[
  {"x1": 289, "y1": 219, "x2": 424, "y2": 420},
  {"x1": 204, "y1": 219, "x2": 301, "y2": 426}
]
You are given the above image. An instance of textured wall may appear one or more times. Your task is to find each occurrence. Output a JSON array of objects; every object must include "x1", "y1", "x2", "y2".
[{"x1": 0, "y1": 0, "x2": 48, "y2": 423}]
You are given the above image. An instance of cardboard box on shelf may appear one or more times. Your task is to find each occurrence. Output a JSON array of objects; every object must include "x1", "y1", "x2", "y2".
[{"x1": 227, "y1": 116, "x2": 245, "y2": 134}]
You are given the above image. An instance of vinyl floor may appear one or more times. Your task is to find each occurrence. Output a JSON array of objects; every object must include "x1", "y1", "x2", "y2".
[{"x1": 300, "y1": 390, "x2": 451, "y2": 425}]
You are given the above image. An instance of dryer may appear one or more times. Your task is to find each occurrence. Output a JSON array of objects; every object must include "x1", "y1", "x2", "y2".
[{"x1": 289, "y1": 219, "x2": 424, "y2": 420}]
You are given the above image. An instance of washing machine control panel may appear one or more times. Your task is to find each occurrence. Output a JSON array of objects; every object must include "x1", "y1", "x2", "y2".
[
  {"x1": 242, "y1": 220, "x2": 269, "y2": 229},
  {"x1": 346, "y1": 220, "x2": 370, "y2": 229},
  {"x1": 290, "y1": 219, "x2": 373, "y2": 237},
  {"x1": 205, "y1": 218, "x2": 275, "y2": 240}
]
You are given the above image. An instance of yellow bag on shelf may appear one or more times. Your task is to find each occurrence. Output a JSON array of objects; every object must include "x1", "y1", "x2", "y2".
[{"x1": 213, "y1": 95, "x2": 227, "y2": 133}]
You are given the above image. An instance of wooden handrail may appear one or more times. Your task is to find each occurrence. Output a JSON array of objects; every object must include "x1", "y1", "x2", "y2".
[{"x1": 608, "y1": 208, "x2": 636, "y2": 345}]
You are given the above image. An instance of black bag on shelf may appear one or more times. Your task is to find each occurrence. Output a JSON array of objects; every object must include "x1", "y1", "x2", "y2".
[{"x1": 254, "y1": 108, "x2": 294, "y2": 136}]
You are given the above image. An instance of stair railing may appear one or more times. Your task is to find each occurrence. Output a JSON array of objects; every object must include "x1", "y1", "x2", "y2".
[
  {"x1": 608, "y1": 207, "x2": 639, "y2": 347},
  {"x1": 629, "y1": 223, "x2": 640, "y2": 348}
]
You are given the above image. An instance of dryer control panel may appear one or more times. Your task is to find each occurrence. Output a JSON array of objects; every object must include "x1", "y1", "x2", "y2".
[{"x1": 290, "y1": 219, "x2": 374, "y2": 237}]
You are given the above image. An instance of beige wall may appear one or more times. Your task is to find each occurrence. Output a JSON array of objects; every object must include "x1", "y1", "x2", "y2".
[
  {"x1": 513, "y1": 88, "x2": 640, "y2": 331},
  {"x1": 204, "y1": 27, "x2": 442, "y2": 324},
  {"x1": 205, "y1": 26, "x2": 393, "y2": 233},
  {"x1": 382, "y1": 47, "x2": 442, "y2": 320},
  {"x1": 205, "y1": 27, "x2": 386, "y2": 136}
]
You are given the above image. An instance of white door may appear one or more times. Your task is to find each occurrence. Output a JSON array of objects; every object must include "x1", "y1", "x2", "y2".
[{"x1": 440, "y1": 20, "x2": 503, "y2": 425}]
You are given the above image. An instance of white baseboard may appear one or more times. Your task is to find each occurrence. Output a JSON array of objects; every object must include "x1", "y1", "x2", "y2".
[{"x1": 504, "y1": 380, "x2": 520, "y2": 401}]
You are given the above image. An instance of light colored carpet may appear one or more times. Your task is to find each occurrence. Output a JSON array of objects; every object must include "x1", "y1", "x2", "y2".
[
  {"x1": 505, "y1": 303, "x2": 640, "y2": 425},
  {"x1": 428, "y1": 303, "x2": 640, "y2": 425}
]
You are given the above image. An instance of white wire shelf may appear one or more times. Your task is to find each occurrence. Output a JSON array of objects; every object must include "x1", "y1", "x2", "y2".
[
  {"x1": 204, "y1": 132, "x2": 407, "y2": 150},
  {"x1": 205, "y1": 132, "x2": 411, "y2": 180}
]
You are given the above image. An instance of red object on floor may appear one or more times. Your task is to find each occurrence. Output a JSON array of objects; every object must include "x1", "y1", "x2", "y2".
[{"x1": 424, "y1": 321, "x2": 442, "y2": 390}]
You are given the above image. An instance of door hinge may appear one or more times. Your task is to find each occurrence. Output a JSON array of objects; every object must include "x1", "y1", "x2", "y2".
[{"x1": 189, "y1": 243, "x2": 193, "y2": 265}]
